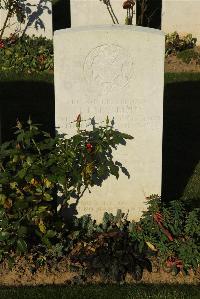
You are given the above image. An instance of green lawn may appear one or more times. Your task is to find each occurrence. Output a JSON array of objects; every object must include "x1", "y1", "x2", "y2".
[
  {"x1": 1, "y1": 71, "x2": 199, "y2": 84},
  {"x1": 0, "y1": 284, "x2": 199, "y2": 299},
  {"x1": 165, "y1": 72, "x2": 200, "y2": 83},
  {"x1": 0, "y1": 71, "x2": 54, "y2": 83}
]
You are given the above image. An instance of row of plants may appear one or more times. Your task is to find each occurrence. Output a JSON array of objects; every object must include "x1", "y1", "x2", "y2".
[
  {"x1": 165, "y1": 32, "x2": 200, "y2": 65},
  {"x1": 67, "y1": 196, "x2": 200, "y2": 282},
  {"x1": 0, "y1": 30, "x2": 198, "y2": 73},
  {"x1": 0, "y1": 119, "x2": 199, "y2": 283},
  {"x1": 177, "y1": 48, "x2": 200, "y2": 65},
  {"x1": 165, "y1": 31, "x2": 197, "y2": 57},
  {"x1": 0, "y1": 34, "x2": 53, "y2": 72}
]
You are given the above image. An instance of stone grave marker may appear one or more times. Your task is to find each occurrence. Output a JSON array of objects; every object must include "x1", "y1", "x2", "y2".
[
  {"x1": 0, "y1": 0, "x2": 52, "y2": 39},
  {"x1": 70, "y1": 0, "x2": 136, "y2": 27},
  {"x1": 54, "y1": 25, "x2": 164, "y2": 221}
]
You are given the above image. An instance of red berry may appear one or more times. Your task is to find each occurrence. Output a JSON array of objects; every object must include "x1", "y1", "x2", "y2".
[{"x1": 86, "y1": 143, "x2": 92, "y2": 149}]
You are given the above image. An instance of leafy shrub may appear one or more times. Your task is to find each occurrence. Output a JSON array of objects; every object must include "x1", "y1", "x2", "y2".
[
  {"x1": 0, "y1": 117, "x2": 133, "y2": 261},
  {"x1": 68, "y1": 210, "x2": 152, "y2": 282},
  {"x1": 129, "y1": 195, "x2": 200, "y2": 274},
  {"x1": 165, "y1": 32, "x2": 197, "y2": 56},
  {"x1": 177, "y1": 49, "x2": 200, "y2": 64},
  {"x1": 0, "y1": 34, "x2": 53, "y2": 72},
  {"x1": 0, "y1": 119, "x2": 199, "y2": 282},
  {"x1": 42, "y1": 197, "x2": 199, "y2": 282}
]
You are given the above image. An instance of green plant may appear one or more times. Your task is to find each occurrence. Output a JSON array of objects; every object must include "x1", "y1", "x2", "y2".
[
  {"x1": 0, "y1": 117, "x2": 133, "y2": 261},
  {"x1": 0, "y1": 34, "x2": 53, "y2": 72},
  {"x1": 123, "y1": 0, "x2": 135, "y2": 25},
  {"x1": 68, "y1": 210, "x2": 152, "y2": 282},
  {"x1": 0, "y1": 119, "x2": 57, "y2": 260},
  {"x1": 129, "y1": 195, "x2": 200, "y2": 274},
  {"x1": 165, "y1": 32, "x2": 197, "y2": 56},
  {"x1": 177, "y1": 49, "x2": 200, "y2": 64}
]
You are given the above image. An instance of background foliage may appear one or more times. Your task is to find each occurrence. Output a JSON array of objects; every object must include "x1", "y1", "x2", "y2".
[
  {"x1": 165, "y1": 32, "x2": 197, "y2": 56},
  {"x1": 0, "y1": 34, "x2": 53, "y2": 72}
]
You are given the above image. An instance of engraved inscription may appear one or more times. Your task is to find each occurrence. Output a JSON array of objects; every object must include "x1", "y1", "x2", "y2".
[{"x1": 83, "y1": 44, "x2": 133, "y2": 94}]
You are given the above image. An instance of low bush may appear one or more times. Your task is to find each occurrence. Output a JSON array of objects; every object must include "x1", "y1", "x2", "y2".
[
  {"x1": 177, "y1": 48, "x2": 200, "y2": 64},
  {"x1": 129, "y1": 195, "x2": 200, "y2": 274},
  {"x1": 0, "y1": 120, "x2": 199, "y2": 282},
  {"x1": 0, "y1": 34, "x2": 53, "y2": 72},
  {"x1": 0, "y1": 117, "x2": 133, "y2": 262},
  {"x1": 165, "y1": 32, "x2": 197, "y2": 56},
  {"x1": 67, "y1": 196, "x2": 200, "y2": 282},
  {"x1": 68, "y1": 211, "x2": 152, "y2": 282}
]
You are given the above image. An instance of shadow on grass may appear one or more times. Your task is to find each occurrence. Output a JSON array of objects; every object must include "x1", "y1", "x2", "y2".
[
  {"x1": 0, "y1": 78, "x2": 200, "y2": 205},
  {"x1": 162, "y1": 81, "x2": 200, "y2": 203},
  {"x1": 0, "y1": 81, "x2": 55, "y2": 141}
]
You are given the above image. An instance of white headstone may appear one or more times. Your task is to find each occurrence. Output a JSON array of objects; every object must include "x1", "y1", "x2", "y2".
[
  {"x1": 162, "y1": 0, "x2": 200, "y2": 44},
  {"x1": 0, "y1": 0, "x2": 52, "y2": 39},
  {"x1": 70, "y1": 0, "x2": 136, "y2": 26},
  {"x1": 54, "y1": 25, "x2": 164, "y2": 221}
]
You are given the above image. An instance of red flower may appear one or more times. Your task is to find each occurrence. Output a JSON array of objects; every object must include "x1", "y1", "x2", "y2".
[
  {"x1": 123, "y1": 0, "x2": 135, "y2": 9},
  {"x1": 161, "y1": 226, "x2": 174, "y2": 241},
  {"x1": 153, "y1": 212, "x2": 163, "y2": 224},
  {"x1": 0, "y1": 40, "x2": 5, "y2": 49},
  {"x1": 166, "y1": 257, "x2": 183, "y2": 269},
  {"x1": 86, "y1": 143, "x2": 93, "y2": 152},
  {"x1": 38, "y1": 54, "x2": 46, "y2": 64},
  {"x1": 153, "y1": 212, "x2": 174, "y2": 241}
]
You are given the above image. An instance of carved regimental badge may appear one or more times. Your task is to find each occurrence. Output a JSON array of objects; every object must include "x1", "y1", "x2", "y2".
[{"x1": 83, "y1": 44, "x2": 133, "y2": 94}]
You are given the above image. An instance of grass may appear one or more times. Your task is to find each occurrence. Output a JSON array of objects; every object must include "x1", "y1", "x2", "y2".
[
  {"x1": 0, "y1": 71, "x2": 54, "y2": 83},
  {"x1": 0, "y1": 284, "x2": 199, "y2": 299},
  {"x1": 1, "y1": 70, "x2": 199, "y2": 84},
  {"x1": 165, "y1": 72, "x2": 200, "y2": 83}
]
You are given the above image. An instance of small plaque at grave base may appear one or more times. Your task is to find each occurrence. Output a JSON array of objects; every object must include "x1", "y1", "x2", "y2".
[{"x1": 54, "y1": 25, "x2": 165, "y2": 221}]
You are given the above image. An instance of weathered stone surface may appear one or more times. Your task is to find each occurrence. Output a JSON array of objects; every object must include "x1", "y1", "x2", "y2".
[
  {"x1": 70, "y1": 0, "x2": 136, "y2": 26},
  {"x1": 162, "y1": 0, "x2": 200, "y2": 44},
  {"x1": 0, "y1": 0, "x2": 52, "y2": 38},
  {"x1": 54, "y1": 25, "x2": 165, "y2": 221}
]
